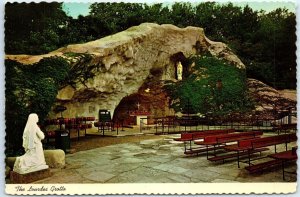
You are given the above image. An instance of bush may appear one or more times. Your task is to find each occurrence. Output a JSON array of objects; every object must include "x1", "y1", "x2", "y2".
[{"x1": 5, "y1": 57, "x2": 70, "y2": 155}]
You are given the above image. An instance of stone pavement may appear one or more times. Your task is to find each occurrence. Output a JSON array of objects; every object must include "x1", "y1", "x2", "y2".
[{"x1": 33, "y1": 133, "x2": 297, "y2": 183}]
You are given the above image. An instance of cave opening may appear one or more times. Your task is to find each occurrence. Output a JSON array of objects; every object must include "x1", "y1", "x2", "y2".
[
  {"x1": 113, "y1": 83, "x2": 171, "y2": 126},
  {"x1": 113, "y1": 94, "x2": 138, "y2": 125},
  {"x1": 113, "y1": 93, "x2": 154, "y2": 126}
]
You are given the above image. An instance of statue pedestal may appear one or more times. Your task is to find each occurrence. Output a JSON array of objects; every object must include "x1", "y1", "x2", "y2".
[{"x1": 10, "y1": 169, "x2": 52, "y2": 183}]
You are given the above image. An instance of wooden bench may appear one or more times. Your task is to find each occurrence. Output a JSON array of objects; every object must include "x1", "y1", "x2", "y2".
[
  {"x1": 184, "y1": 146, "x2": 225, "y2": 155},
  {"x1": 273, "y1": 123, "x2": 297, "y2": 134},
  {"x1": 225, "y1": 133, "x2": 297, "y2": 168},
  {"x1": 240, "y1": 133, "x2": 297, "y2": 153},
  {"x1": 245, "y1": 148, "x2": 297, "y2": 176},
  {"x1": 208, "y1": 148, "x2": 269, "y2": 163},
  {"x1": 194, "y1": 131, "x2": 264, "y2": 159},
  {"x1": 244, "y1": 159, "x2": 282, "y2": 173},
  {"x1": 174, "y1": 129, "x2": 235, "y2": 154},
  {"x1": 268, "y1": 148, "x2": 297, "y2": 180},
  {"x1": 195, "y1": 131, "x2": 263, "y2": 146},
  {"x1": 174, "y1": 129, "x2": 236, "y2": 142}
]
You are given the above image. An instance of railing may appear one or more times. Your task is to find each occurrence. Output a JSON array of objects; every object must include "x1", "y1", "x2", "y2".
[{"x1": 139, "y1": 116, "x2": 297, "y2": 135}]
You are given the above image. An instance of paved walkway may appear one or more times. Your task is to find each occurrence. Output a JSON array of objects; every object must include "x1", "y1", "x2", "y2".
[{"x1": 34, "y1": 134, "x2": 297, "y2": 183}]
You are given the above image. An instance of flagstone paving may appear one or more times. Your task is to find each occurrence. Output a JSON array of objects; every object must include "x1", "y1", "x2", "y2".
[{"x1": 33, "y1": 134, "x2": 297, "y2": 183}]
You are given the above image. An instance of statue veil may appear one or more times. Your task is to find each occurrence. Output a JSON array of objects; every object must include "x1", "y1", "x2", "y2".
[{"x1": 22, "y1": 113, "x2": 39, "y2": 150}]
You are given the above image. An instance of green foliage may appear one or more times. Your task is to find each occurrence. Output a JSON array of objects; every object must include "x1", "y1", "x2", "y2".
[
  {"x1": 5, "y1": 57, "x2": 70, "y2": 154},
  {"x1": 170, "y1": 2, "x2": 195, "y2": 27},
  {"x1": 64, "y1": 53, "x2": 101, "y2": 87},
  {"x1": 90, "y1": 2, "x2": 145, "y2": 33},
  {"x1": 165, "y1": 56, "x2": 254, "y2": 117},
  {"x1": 5, "y1": 54, "x2": 100, "y2": 155},
  {"x1": 252, "y1": 9, "x2": 296, "y2": 89},
  {"x1": 5, "y1": 2, "x2": 68, "y2": 54}
]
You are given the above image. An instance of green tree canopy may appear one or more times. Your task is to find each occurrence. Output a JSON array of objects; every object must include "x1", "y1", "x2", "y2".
[{"x1": 5, "y1": 2, "x2": 68, "y2": 54}]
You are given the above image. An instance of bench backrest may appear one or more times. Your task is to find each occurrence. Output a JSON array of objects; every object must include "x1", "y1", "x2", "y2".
[
  {"x1": 180, "y1": 133, "x2": 193, "y2": 140},
  {"x1": 180, "y1": 129, "x2": 235, "y2": 140},
  {"x1": 239, "y1": 133, "x2": 297, "y2": 148},
  {"x1": 204, "y1": 131, "x2": 263, "y2": 143},
  {"x1": 192, "y1": 129, "x2": 235, "y2": 139},
  {"x1": 251, "y1": 133, "x2": 297, "y2": 148},
  {"x1": 217, "y1": 131, "x2": 263, "y2": 144}
]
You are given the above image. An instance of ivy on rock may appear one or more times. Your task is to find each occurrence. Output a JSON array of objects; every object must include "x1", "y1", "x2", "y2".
[
  {"x1": 164, "y1": 55, "x2": 254, "y2": 118},
  {"x1": 5, "y1": 57, "x2": 69, "y2": 155}
]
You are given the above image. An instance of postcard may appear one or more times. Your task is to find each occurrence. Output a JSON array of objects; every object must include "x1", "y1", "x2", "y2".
[{"x1": 3, "y1": 0, "x2": 298, "y2": 195}]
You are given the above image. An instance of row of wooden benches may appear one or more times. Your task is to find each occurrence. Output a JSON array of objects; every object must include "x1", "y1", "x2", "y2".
[{"x1": 174, "y1": 129, "x2": 297, "y2": 179}]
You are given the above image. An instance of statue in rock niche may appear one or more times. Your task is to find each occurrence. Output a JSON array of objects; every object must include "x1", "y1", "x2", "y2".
[
  {"x1": 177, "y1": 61, "x2": 183, "y2": 80},
  {"x1": 13, "y1": 113, "x2": 48, "y2": 174}
]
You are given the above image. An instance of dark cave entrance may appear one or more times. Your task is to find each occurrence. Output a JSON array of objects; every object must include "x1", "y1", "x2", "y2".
[
  {"x1": 113, "y1": 83, "x2": 171, "y2": 126},
  {"x1": 113, "y1": 94, "x2": 138, "y2": 125},
  {"x1": 113, "y1": 93, "x2": 153, "y2": 126}
]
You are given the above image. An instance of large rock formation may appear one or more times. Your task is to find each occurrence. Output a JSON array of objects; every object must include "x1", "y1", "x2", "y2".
[
  {"x1": 247, "y1": 78, "x2": 296, "y2": 111},
  {"x1": 247, "y1": 78, "x2": 296, "y2": 120},
  {"x1": 5, "y1": 23, "x2": 246, "y2": 118}
]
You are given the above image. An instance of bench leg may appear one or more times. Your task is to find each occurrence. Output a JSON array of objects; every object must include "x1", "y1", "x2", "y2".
[
  {"x1": 77, "y1": 128, "x2": 80, "y2": 140},
  {"x1": 282, "y1": 160, "x2": 285, "y2": 181},
  {"x1": 190, "y1": 141, "x2": 192, "y2": 150},
  {"x1": 206, "y1": 146, "x2": 209, "y2": 159},
  {"x1": 213, "y1": 145, "x2": 216, "y2": 156},
  {"x1": 237, "y1": 151, "x2": 240, "y2": 168},
  {"x1": 248, "y1": 150, "x2": 251, "y2": 166}
]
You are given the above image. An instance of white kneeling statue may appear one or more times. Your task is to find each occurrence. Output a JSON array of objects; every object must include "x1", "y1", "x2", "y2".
[{"x1": 13, "y1": 113, "x2": 48, "y2": 174}]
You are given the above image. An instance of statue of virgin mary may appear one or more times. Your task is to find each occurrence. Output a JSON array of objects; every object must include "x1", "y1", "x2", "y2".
[
  {"x1": 177, "y1": 61, "x2": 183, "y2": 80},
  {"x1": 13, "y1": 113, "x2": 48, "y2": 174}
]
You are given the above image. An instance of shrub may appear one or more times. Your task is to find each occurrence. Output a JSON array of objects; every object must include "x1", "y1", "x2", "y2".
[{"x1": 5, "y1": 57, "x2": 70, "y2": 155}]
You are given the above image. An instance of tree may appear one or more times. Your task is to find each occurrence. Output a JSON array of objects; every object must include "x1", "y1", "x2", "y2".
[
  {"x1": 245, "y1": 8, "x2": 296, "y2": 89},
  {"x1": 142, "y1": 3, "x2": 173, "y2": 24},
  {"x1": 5, "y1": 2, "x2": 68, "y2": 54},
  {"x1": 90, "y1": 2, "x2": 144, "y2": 34},
  {"x1": 170, "y1": 2, "x2": 195, "y2": 27}
]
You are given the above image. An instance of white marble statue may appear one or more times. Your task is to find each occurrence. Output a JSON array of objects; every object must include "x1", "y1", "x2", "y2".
[
  {"x1": 177, "y1": 61, "x2": 183, "y2": 80},
  {"x1": 13, "y1": 113, "x2": 48, "y2": 174}
]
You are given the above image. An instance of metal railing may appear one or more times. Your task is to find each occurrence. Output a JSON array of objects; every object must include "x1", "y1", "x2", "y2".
[{"x1": 139, "y1": 116, "x2": 297, "y2": 135}]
